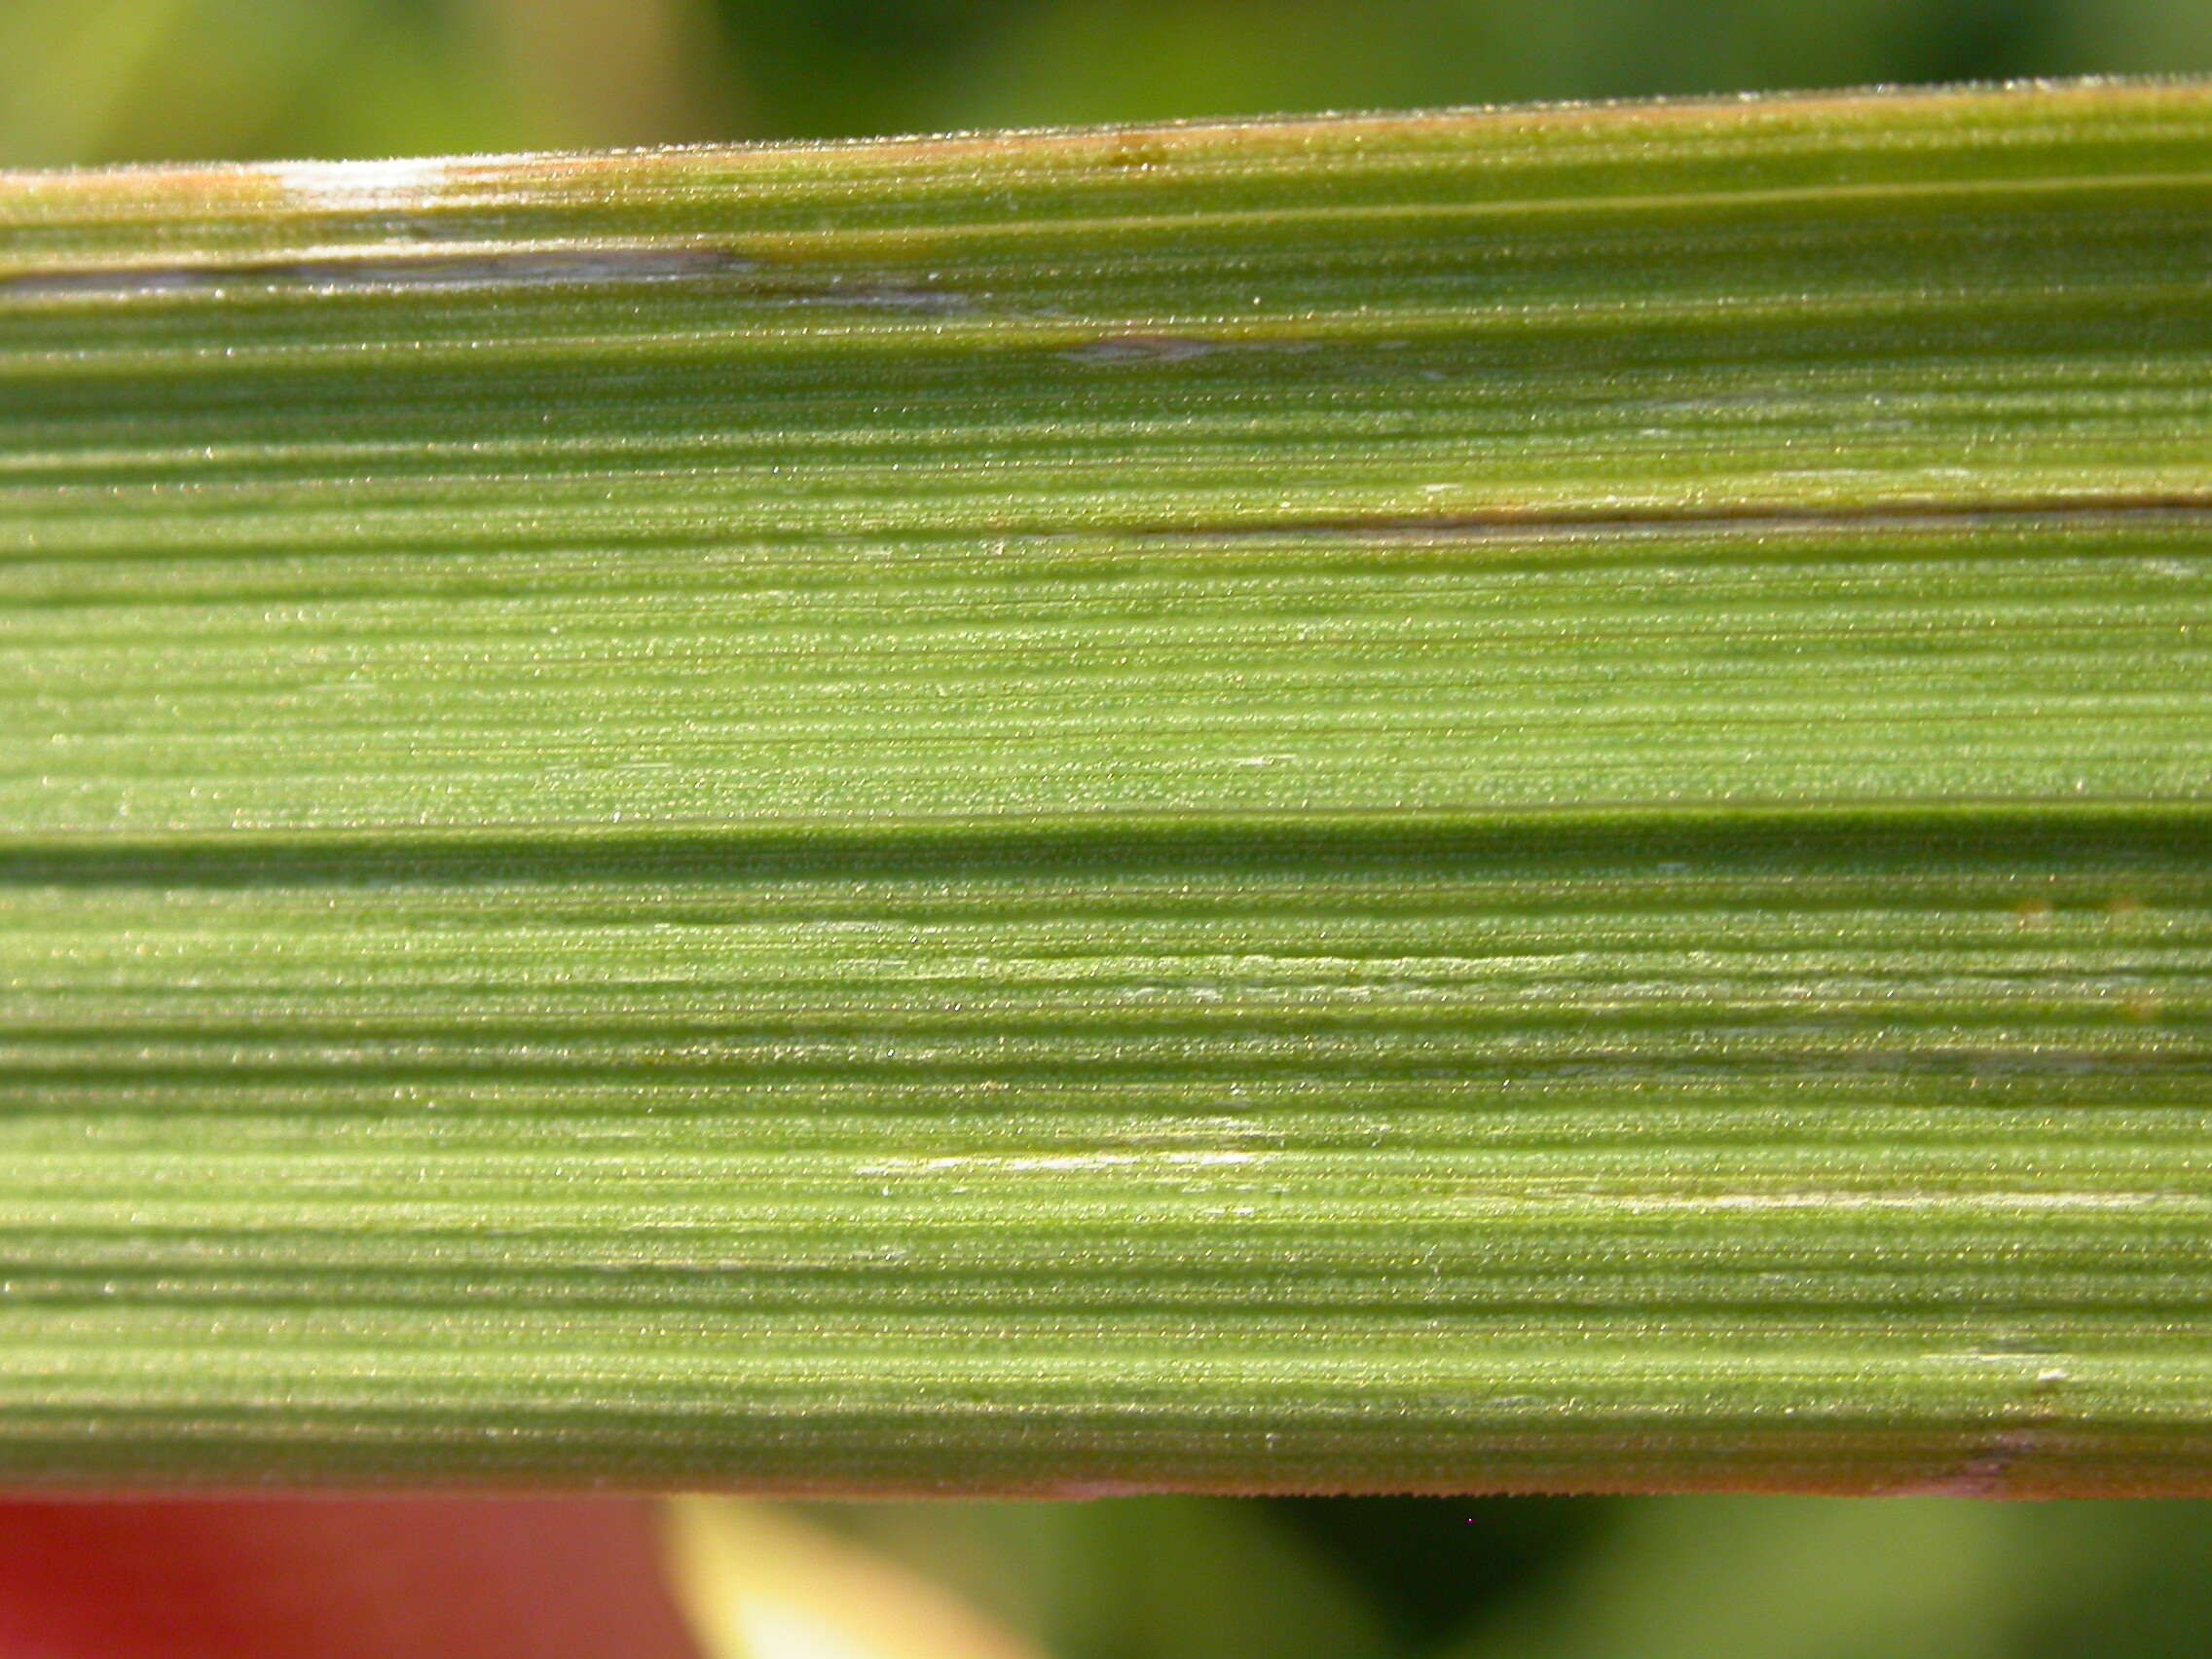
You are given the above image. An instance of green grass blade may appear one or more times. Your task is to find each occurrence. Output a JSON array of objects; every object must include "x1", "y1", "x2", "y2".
[{"x1": 1, "y1": 82, "x2": 2210, "y2": 1493}]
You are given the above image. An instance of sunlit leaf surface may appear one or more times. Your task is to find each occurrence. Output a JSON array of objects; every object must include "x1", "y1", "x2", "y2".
[{"x1": 1, "y1": 83, "x2": 2209, "y2": 1493}]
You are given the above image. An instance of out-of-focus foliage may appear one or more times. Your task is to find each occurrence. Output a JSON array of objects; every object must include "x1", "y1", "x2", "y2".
[
  {"x1": 664, "y1": 1497, "x2": 2212, "y2": 1659},
  {"x1": 3, "y1": 0, "x2": 2212, "y2": 164}
]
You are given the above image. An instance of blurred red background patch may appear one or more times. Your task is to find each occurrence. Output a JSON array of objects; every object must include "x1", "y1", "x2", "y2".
[{"x1": 0, "y1": 1499, "x2": 699, "y2": 1658}]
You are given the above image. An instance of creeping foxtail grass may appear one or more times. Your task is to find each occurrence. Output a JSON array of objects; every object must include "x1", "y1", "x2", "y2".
[{"x1": 2, "y1": 80, "x2": 2211, "y2": 1493}]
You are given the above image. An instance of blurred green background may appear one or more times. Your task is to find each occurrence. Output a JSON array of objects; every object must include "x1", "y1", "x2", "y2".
[
  {"x1": 3, "y1": 0, "x2": 2212, "y2": 166},
  {"x1": 682, "y1": 1493, "x2": 2212, "y2": 1658},
  {"x1": 8, "y1": 1, "x2": 2212, "y2": 1653}
]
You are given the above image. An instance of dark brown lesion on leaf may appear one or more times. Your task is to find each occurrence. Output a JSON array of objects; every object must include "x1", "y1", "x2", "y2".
[{"x1": 1135, "y1": 499, "x2": 2212, "y2": 540}]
